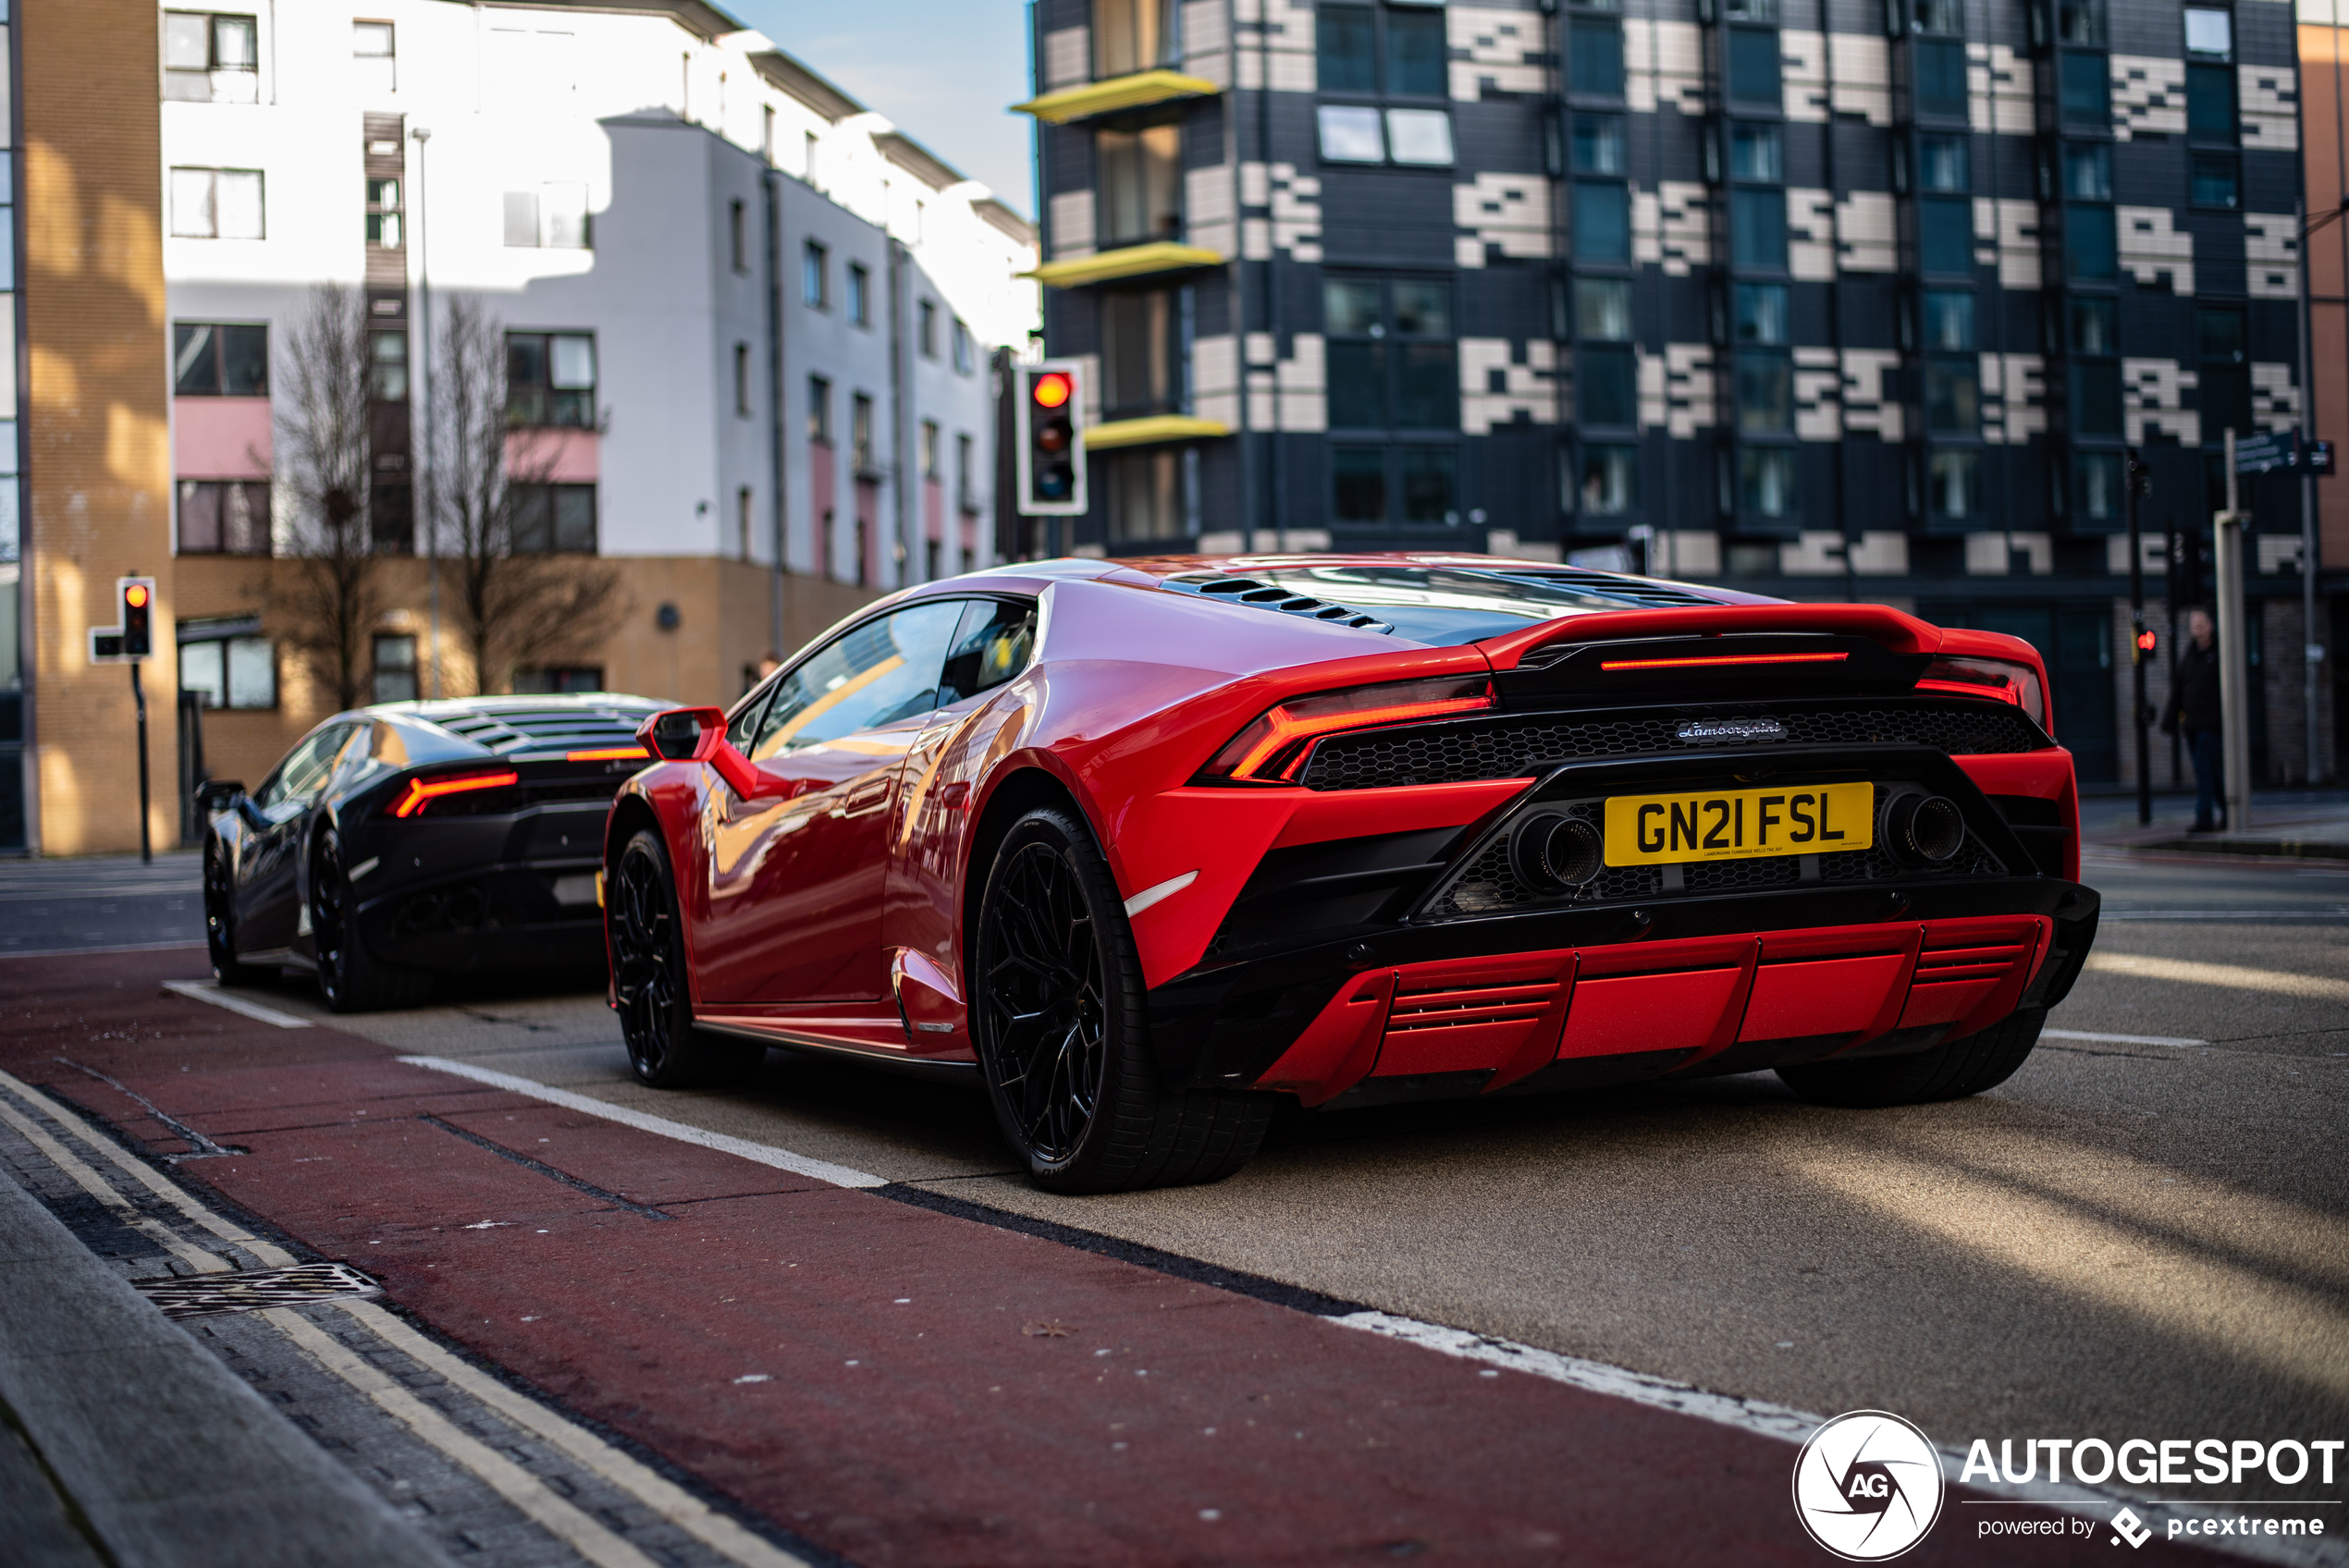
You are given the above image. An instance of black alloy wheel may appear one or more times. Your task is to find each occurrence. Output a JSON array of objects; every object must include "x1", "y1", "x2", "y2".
[
  {"x1": 203, "y1": 839, "x2": 263, "y2": 986},
  {"x1": 313, "y1": 827, "x2": 427, "y2": 1012},
  {"x1": 609, "y1": 827, "x2": 758, "y2": 1088},
  {"x1": 972, "y1": 806, "x2": 1272, "y2": 1194}
]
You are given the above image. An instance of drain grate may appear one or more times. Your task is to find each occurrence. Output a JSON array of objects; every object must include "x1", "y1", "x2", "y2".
[{"x1": 136, "y1": 1262, "x2": 381, "y2": 1319}]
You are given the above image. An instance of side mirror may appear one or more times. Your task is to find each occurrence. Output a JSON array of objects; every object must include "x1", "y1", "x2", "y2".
[
  {"x1": 638, "y1": 707, "x2": 725, "y2": 763},
  {"x1": 194, "y1": 779, "x2": 246, "y2": 815},
  {"x1": 633, "y1": 708, "x2": 786, "y2": 800}
]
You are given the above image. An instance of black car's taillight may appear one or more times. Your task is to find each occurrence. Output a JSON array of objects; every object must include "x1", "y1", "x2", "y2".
[{"x1": 385, "y1": 770, "x2": 520, "y2": 818}]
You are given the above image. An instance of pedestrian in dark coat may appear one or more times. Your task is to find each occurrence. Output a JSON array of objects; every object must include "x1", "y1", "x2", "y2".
[{"x1": 2159, "y1": 607, "x2": 2225, "y2": 831}]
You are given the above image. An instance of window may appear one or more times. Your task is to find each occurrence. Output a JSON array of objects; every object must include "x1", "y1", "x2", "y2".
[
  {"x1": 2072, "y1": 451, "x2": 2123, "y2": 521},
  {"x1": 1576, "y1": 278, "x2": 1634, "y2": 341},
  {"x1": 737, "y1": 486, "x2": 754, "y2": 559},
  {"x1": 1333, "y1": 446, "x2": 1386, "y2": 522},
  {"x1": 1105, "y1": 448, "x2": 1190, "y2": 543},
  {"x1": 1925, "y1": 358, "x2": 1978, "y2": 433},
  {"x1": 1917, "y1": 135, "x2": 1968, "y2": 192},
  {"x1": 179, "y1": 630, "x2": 276, "y2": 711},
  {"x1": 514, "y1": 667, "x2": 605, "y2": 694},
  {"x1": 808, "y1": 375, "x2": 832, "y2": 442},
  {"x1": 1099, "y1": 123, "x2": 1182, "y2": 245},
  {"x1": 2057, "y1": 0, "x2": 2104, "y2": 43},
  {"x1": 2198, "y1": 304, "x2": 2250, "y2": 438},
  {"x1": 2187, "y1": 63, "x2": 2236, "y2": 142},
  {"x1": 805, "y1": 131, "x2": 821, "y2": 188},
  {"x1": 1320, "y1": 6, "x2": 1376, "y2": 91},
  {"x1": 1331, "y1": 446, "x2": 1456, "y2": 526},
  {"x1": 952, "y1": 320, "x2": 974, "y2": 375},
  {"x1": 1569, "y1": 17, "x2": 1625, "y2": 97},
  {"x1": 2071, "y1": 361, "x2": 2121, "y2": 435},
  {"x1": 730, "y1": 199, "x2": 747, "y2": 273},
  {"x1": 2061, "y1": 142, "x2": 2110, "y2": 200},
  {"x1": 2184, "y1": 6, "x2": 2232, "y2": 58},
  {"x1": 1580, "y1": 346, "x2": 1637, "y2": 425},
  {"x1": 1573, "y1": 180, "x2": 1630, "y2": 263},
  {"x1": 1731, "y1": 190, "x2": 1787, "y2": 270},
  {"x1": 177, "y1": 481, "x2": 271, "y2": 554},
  {"x1": 920, "y1": 421, "x2": 941, "y2": 480},
  {"x1": 1735, "y1": 282, "x2": 1789, "y2": 344},
  {"x1": 365, "y1": 176, "x2": 401, "y2": 248},
  {"x1": 1319, "y1": 105, "x2": 1384, "y2": 162},
  {"x1": 163, "y1": 12, "x2": 258, "y2": 103},
  {"x1": 1920, "y1": 196, "x2": 1972, "y2": 275},
  {"x1": 353, "y1": 20, "x2": 395, "y2": 92},
  {"x1": 1736, "y1": 355, "x2": 1792, "y2": 433},
  {"x1": 1914, "y1": 39, "x2": 1966, "y2": 118},
  {"x1": 1922, "y1": 290, "x2": 1974, "y2": 350},
  {"x1": 1094, "y1": 0, "x2": 1176, "y2": 79},
  {"x1": 918, "y1": 300, "x2": 939, "y2": 359},
  {"x1": 169, "y1": 168, "x2": 264, "y2": 239},
  {"x1": 1739, "y1": 447, "x2": 1795, "y2": 516},
  {"x1": 506, "y1": 333, "x2": 596, "y2": 426},
  {"x1": 1325, "y1": 276, "x2": 1457, "y2": 432},
  {"x1": 253, "y1": 724, "x2": 362, "y2": 809},
  {"x1": 803, "y1": 241, "x2": 828, "y2": 308},
  {"x1": 1912, "y1": 0, "x2": 1961, "y2": 31},
  {"x1": 1727, "y1": 29, "x2": 1780, "y2": 106},
  {"x1": 852, "y1": 394, "x2": 876, "y2": 473},
  {"x1": 1572, "y1": 115, "x2": 1627, "y2": 174},
  {"x1": 848, "y1": 263, "x2": 870, "y2": 327},
  {"x1": 369, "y1": 330, "x2": 408, "y2": 401},
  {"x1": 2069, "y1": 297, "x2": 2118, "y2": 355},
  {"x1": 1729, "y1": 124, "x2": 1782, "y2": 182},
  {"x1": 1316, "y1": 105, "x2": 1451, "y2": 165},
  {"x1": 173, "y1": 323, "x2": 267, "y2": 396},
  {"x1": 1927, "y1": 449, "x2": 1980, "y2": 517},
  {"x1": 745, "y1": 601, "x2": 965, "y2": 759},
  {"x1": 1578, "y1": 446, "x2": 1637, "y2": 514},
  {"x1": 734, "y1": 342, "x2": 752, "y2": 417},
  {"x1": 1103, "y1": 288, "x2": 1184, "y2": 418},
  {"x1": 2191, "y1": 152, "x2": 2240, "y2": 209},
  {"x1": 510, "y1": 484, "x2": 597, "y2": 553},
  {"x1": 1385, "y1": 6, "x2": 1445, "y2": 95},
  {"x1": 2065, "y1": 205, "x2": 2116, "y2": 280},
  {"x1": 2060, "y1": 52, "x2": 2109, "y2": 127},
  {"x1": 939, "y1": 599, "x2": 1039, "y2": 704},
  {"x1": 957, "y1": 434, "x2": 978, "y2": 510},
  {"x1": 371, "y1": 633, "x2": 418, "y2": 704},
  {"x1": 502, "y1": 184, "x2": 588, "y2": 249}
]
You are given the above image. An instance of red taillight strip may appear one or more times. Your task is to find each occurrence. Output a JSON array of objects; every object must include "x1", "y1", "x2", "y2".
[
  {"x1": 389, "y1": 770, "x2": 520, "y2": 818},
  {"x1": 1913, "y1": 678, "x2": 2023, "y2": 706},
  {"x1": 1230, "y1": 692, "x2": 1492, "y2": 779},
  {"x1": 566, "y1": 746, "x2": 648, "y2": 762},
  {"x1": 1598, "y1": 651, "x2": 1851, "y2": 672}
]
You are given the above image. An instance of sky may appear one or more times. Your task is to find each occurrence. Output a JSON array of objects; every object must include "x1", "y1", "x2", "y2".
[{"x1": 725, "y1": 0, "x2": 1038, "y2": 219}]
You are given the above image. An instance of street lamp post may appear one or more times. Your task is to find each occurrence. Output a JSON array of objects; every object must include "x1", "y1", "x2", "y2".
[
  {"x1": 412, "y1": 125, "x2": 439, "y2": 698},
  {"x1": 2125, "y1": 447, "x2": 2152, "y2": 826}
]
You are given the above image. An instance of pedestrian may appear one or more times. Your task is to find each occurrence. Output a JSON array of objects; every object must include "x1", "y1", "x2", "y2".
[
  {"x1": 2159, "y1": 606, "x2": 2225, "y2": 832},
  {"x1": 756, "y1": 649, "x2": 783, "y2": 680}
]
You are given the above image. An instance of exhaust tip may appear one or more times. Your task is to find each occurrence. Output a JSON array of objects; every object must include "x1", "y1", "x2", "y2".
[
  {"x1": 1885, "y1": 793, "x2": 1966, "y2": 864},
  {"x1": 1514, "y1": 814, "x2": 1605, "y2": 889}
]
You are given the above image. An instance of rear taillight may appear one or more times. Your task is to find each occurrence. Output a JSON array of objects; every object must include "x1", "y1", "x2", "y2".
[
  {"x1": 1915, "y1": 656, "x2": 2047, "y2": 729},
  {"x1": 566, "y1": 746, "x2": 647, "y2": 763},
  {"x1": 1197, "y1": 677, "x2": 1494, "y2": 784},
  {"x1": 387, "y1": 770, "x2": 520, "y2": 818}
]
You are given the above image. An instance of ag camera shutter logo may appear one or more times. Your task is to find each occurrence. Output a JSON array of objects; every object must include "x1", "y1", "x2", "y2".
[{"x1": 1792, "y1": 1410, "x2": 1947, "y2": 1561}]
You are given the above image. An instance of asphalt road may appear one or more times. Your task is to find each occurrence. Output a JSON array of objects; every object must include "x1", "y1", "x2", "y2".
[{"x1": 158, "y1": 843, "x2": 2349, "y2": 1479}]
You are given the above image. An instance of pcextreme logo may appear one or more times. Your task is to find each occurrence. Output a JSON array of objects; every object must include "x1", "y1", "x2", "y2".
[{"x1": 1793, "y1": 1411, "x2": 1948, "y2": 1561}]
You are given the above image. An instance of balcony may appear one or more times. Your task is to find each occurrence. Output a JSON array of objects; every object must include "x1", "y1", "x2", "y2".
[
  {"x1": 1011, "y1": 68, "x2": 1223, "y2": 125},
  {"x1": 1025, "y1": 241, "x2": 1226, "y2": 289},
  {"x1": 1083, "y1": 414, "x2": 1231, "y2": 450}
]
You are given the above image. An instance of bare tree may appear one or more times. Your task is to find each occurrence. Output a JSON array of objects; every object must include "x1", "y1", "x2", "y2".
[
  {"x1": 430, "y1": 295, "x2": 624, "y2": 695},
  {"x1": 273, "y1": 283, "x2": 382, "y2": 713}
]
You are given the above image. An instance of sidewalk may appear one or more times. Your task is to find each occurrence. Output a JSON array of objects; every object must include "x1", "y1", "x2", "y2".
[{"x1": 2081, "y1": 790, "x2": 2349, "y2": 860}]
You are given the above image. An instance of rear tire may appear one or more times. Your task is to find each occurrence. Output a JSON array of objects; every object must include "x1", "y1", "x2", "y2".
[
  {"x1": 203, "y1": 839, "x2": 265, "y2": 987},
  {"x1": 608, "y1": 827, "x2": 761, "y2": 1088},
  {"x1": 313, "y1": 828, "x2": 432, "y2": 1013},
  {"x1": 1775, "y1": 1008, "x2": 2045, "y2": 1109},
  {"x1": 971, "y1": 806, "x2": 1273, "y2": 1194}
]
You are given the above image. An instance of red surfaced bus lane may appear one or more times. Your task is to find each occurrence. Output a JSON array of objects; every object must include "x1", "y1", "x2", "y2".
[{"x1": 0, "y1": 949, "x2": 2232, "y2": 1568}]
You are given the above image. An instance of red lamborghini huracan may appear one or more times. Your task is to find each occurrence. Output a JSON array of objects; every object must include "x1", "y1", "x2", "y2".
[{"x1": 603, "y1": 555, "x2": 2097, "y2": 1193}]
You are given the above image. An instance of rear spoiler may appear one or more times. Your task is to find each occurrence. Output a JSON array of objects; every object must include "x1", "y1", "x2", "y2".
[{"x1": 1480, "y1": 603, "x2": 1947, "y2": 670}]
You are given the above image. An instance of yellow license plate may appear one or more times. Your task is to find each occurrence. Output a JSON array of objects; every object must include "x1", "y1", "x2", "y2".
[{"x1": 1604, "y1": 782, "x2": 1875, "y2": 866}]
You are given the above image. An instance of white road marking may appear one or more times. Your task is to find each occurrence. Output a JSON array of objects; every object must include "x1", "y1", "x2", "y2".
[
  {"x1": 1122, "y1": 869, "x2": 1198, "y2": 918},
  {"x1": 2043, "y1": 1028, "x2": 2210, "y2": 1047},
  {"x1": 2085, "y1": 951, "x2": 2349, "y2": 1003},
  {"x1": 0, "y1": 938, "x2": 208, "y2": 960},
  {"x1": 395, "y1": 1057, "x2": 888, "y2": 1189},
  {"x1": 162, "y1": 978, "x2": 314, "y2": 1028},
  {"x1": 0, "y1": 1085, "x2": 228, "y2": 1275}
]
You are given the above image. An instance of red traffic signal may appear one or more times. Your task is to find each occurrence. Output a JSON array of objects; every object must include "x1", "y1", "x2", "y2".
[
  {"x1": 1031, "y1": 371, "x2": 1073, "y2": 410},
  {"x1": 2135, "y1": 629, "x2": 2158, "y2": 654},
  {"x1": 1015, "y1": 361, "x2": 1086, "y2": 516},
  {"x1": 120, "y1": 577, "x2": 155, "y2": 658}
]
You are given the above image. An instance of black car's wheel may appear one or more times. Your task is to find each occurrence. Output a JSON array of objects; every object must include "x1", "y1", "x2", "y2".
[
  {"x1": 972, "y1": 806, "x2": 1272, "y2": 1194},
  {"x1": 203, "y1": 839, "x2": 265, "y2": 986},
  {"x1": 1776, "y1": 1007, "x2": 2046, "y2": 1109},
  {"x1": 609, "y1": 827, "x2": 760, "y2": 1087},
  {"x1": 313, "y1": 827, "x2": 430, "y2": 1013}
]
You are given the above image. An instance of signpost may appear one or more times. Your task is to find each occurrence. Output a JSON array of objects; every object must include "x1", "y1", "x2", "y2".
[
  {"x1": 2124, "y1": 447, "x2": 2153, "y2": 825},
  {"x1": 89, "y1": 576, "x2": 158, "y2": 864},
  {"x1": 2217, "y1": 434, "x2": 2251, "y2": 834}
]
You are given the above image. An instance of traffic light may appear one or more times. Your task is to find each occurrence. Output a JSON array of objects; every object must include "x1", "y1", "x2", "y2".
[
  {"x1": 2135, "y1": 628, "x2": 2158, "y2": 655},
  {"x1": 1015, "y1": 361, "x2": 1086, "y2": 516},
  {"x1": 121, "y1": 579, "x2": 154, "y2": 658}
]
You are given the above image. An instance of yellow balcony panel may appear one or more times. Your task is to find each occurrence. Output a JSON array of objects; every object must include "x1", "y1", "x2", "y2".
[
  {"x1": 1012, "y1": 69, "x2": 1223, "y2": 124},
  {"x1": 1083, "y1": 414, "x2": 1231, "y2": 450},
  {"x1": 1026, "y1": 242, "x2": 1226, "y2": 288}
]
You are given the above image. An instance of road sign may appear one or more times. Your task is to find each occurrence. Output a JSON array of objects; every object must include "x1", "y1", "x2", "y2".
[
  {"x1": 2310, "y1": 439, "x2": 2336, "y2": 476},
  {"x1": 2232, "y1": 431, "x2": 2298, "y2": 475}
]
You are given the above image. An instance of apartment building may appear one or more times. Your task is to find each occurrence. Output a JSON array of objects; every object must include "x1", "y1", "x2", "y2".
[
  {"x1": 1023, "y1": 0, "x2": 2340, "y2": 785},
  {"x1": 151, "y1": 0, "x2": 1036, "y2": 809}
]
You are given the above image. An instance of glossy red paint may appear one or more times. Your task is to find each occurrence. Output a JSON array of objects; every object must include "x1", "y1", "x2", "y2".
[{"x1": 606, "y1": 555, "x2": 2086, "y2": 1096}]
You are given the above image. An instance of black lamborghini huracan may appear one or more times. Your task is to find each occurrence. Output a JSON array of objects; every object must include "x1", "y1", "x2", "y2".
[{"x1": 200, "y1": 694, "x2": 665, "y2": 1010}]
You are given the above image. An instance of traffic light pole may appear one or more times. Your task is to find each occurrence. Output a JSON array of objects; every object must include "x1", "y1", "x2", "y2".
[
  {"x1": 2126, "y1": 447, "x2": 2150, "y2": 827},
  {"x1": 130, "y1": 662, "x2": 151, "y2": 865}
]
